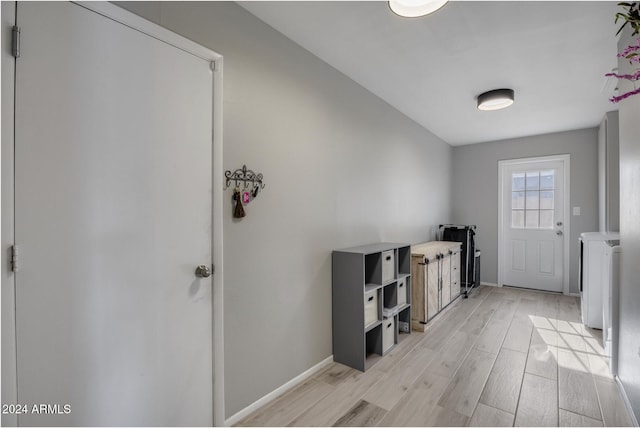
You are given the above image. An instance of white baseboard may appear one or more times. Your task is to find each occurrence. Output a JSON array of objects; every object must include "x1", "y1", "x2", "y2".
[
  {"x1": 224, "y1": 355, "x2": 334, "y2": 427},
  {"x1": 500, "y1": 283, "x2": 579, "y2": 296},
  {"x1": 615, "y1": 376, "x2": 639, "y2": 427},
  {"x1": 480, "y1": 282, "x2": 497, "y2": 287}
]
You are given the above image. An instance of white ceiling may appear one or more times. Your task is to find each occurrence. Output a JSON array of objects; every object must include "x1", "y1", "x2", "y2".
[{"x1": 238, "y1": 1, "x2": 620, "y2": 146}]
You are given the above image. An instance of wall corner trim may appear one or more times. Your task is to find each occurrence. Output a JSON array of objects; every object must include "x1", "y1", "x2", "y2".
[{"x1": 224, "y1": 355, "x2": 334, "y2": 426}]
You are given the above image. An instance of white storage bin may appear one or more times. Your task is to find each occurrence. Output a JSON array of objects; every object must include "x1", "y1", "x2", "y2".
[
  {"x1": 382, "y1": 306, "x2": 397, "y2": 318},
  {"x1": 364, "y1": 290, "x2": 378, "y2": 328},
  {"x1": 382, "y1": 317, "x2": 396, "y2": 352},
  {"x1": 382, "y1": 250, "x2": 395, "y2": 283},
  {"x1": 397, "y1": 277, "x2": 407, "y2": 307}
]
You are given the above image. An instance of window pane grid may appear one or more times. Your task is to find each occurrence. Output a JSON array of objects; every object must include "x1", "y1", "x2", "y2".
[{"x1": 511, "y1": 170, "x2": 555, "y2": 230}]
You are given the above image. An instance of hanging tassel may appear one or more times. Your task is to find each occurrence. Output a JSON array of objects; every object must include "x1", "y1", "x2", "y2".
[{"x1": 233, "y1": 189, "x2": 246, "y2": 218}]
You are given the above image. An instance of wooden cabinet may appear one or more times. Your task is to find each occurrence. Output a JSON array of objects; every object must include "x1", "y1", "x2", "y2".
[
  {"x1": 411, "y1": 241, "x2": 461, "y2": 331},
  {"x1": 332, "y1": 243, "x2": 411, "y2": 371}
]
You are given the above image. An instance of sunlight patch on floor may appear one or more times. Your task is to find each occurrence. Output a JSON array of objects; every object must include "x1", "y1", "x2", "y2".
[{"x1": 528, "y1": 314, "x2": 608, "y2": 374}]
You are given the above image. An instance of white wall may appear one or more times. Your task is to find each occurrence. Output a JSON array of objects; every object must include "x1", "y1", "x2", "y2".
[
  {"x1": 616, "y1": 26, "x2": 640, "y2": 424},
  {"x1": 115, "y1": 2, "x2": 452, "y2": 418},
  {"x1": 451, "y1": 128, "x2": 599, "y2": 293}
]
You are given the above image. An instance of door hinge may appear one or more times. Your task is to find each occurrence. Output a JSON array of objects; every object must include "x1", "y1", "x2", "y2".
[
  {"x1": 10, "y1": 245, "x2": 19, "y2": 272},
  {"x1": 12, "y1": 26, "x2": 20, "y2": 58}
]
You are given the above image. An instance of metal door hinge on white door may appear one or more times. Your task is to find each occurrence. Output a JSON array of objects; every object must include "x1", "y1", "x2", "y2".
[
  {"x1": 10, "y1": 245, "x2": 19, "y2": 272},
  {"x1": 12, "y1": 26, "x2": 20, "y2": 58}
]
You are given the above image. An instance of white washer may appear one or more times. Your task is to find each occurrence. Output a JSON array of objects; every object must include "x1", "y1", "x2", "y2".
[{"x1": 578, "y1": 232, "x2": 619, "y2": 329}]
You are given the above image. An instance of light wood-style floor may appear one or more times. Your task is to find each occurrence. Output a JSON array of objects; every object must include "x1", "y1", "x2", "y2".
[{"x1": 236, "y1": 286, "x2": 633, "y2": 427}]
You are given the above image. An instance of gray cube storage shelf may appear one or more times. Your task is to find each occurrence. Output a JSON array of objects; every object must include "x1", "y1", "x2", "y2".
[{"x1": 332, "y1": 243, "x2": 411, "y2": 371}]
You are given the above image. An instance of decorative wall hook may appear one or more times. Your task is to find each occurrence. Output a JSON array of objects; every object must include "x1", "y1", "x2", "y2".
[
  {"x1": 225, "y1": 165, "x2": 265, "y2": 218},
  {"x1": 224, "y1": 165, "x2": 265, "y2": 191}
]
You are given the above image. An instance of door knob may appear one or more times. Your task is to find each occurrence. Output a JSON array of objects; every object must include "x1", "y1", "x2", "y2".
[
  {"x1": 195, "y1": 265, "x2": 212, "y2": 278},
  {"x1": 556, "y1": 230, "x2": 563, "y2": 236}
]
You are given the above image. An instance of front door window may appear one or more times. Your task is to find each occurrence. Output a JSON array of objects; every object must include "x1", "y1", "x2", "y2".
[{"x1": 511, "y1": 170, "x2": 555, "y2": 229}]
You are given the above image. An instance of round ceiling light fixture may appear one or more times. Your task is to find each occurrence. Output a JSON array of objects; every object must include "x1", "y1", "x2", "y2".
[
  {"x1": 477, "y1": 88, "x2": 515, "y2": 111},
  {"x1": 388, "y1": 0, "x2": 448, "y2": 18}
]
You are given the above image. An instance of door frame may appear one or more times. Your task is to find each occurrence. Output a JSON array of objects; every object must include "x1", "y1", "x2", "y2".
[
  {"x1": 497, "y1": 154, "x2": 571, "y2": 295},
  {"x1": 1, "y1": 2, "x2": 226, "y2": 425}
]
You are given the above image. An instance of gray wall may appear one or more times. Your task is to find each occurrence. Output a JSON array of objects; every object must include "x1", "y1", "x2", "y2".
[
  {"x1": 115, "y1": 2, "x2": 452, "y2": 418},
  {"x1": 617, "y1": 26, "x2": 640, "y2": 424},
  {"x1": 451, "y1": 128, "x2": 599, "y2": 294}
]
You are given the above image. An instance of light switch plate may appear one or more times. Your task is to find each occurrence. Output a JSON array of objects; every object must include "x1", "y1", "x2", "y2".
[{"x1": 573, "y1": 206, "x2": 581, "y2": 216}]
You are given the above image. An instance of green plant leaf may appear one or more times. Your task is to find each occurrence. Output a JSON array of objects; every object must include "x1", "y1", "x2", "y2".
[{"x1": 615, "y1": 1, "x2": 640, "y2": 36}]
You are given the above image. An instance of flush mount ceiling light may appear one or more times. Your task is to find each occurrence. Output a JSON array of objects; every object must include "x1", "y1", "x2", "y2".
[
  {"x1": 477, "y1": 88, "x2": 515, "y2": 111},
  {"x1": 388, "y1": 0, "x2": 448, "y2": 18}
]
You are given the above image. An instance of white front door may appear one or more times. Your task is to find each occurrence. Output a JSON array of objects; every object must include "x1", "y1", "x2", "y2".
[
  {"x1": 14, "y1": 3, "x2": 214, "y2": 426},
  {"x1": 499, "y1": 156, "x2": 569, "y2": 292}
]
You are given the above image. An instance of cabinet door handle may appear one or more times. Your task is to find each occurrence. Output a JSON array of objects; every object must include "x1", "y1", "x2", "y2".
[
  {"x1": 368, "y1": 296, "x2": 374, "y2": 302},
  {"x1": 387, "y1": 322, "x2": 392, "y2": 328},
  {"x1": 386, "y1": 255, "x2": 392, "y2": 261}
]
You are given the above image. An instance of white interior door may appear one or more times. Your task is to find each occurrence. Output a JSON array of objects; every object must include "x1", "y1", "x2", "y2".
[
  {"x1": 500, "y1": 157, "x2": 568, "y2": 292},
  {"x1": 14, "y1": 3, "x2": 214, "y2": 426}
]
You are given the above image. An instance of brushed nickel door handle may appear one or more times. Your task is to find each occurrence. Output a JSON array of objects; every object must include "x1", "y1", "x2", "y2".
[{"x1": 195, "y1": 265, "x2": 212, "y2": 278}]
